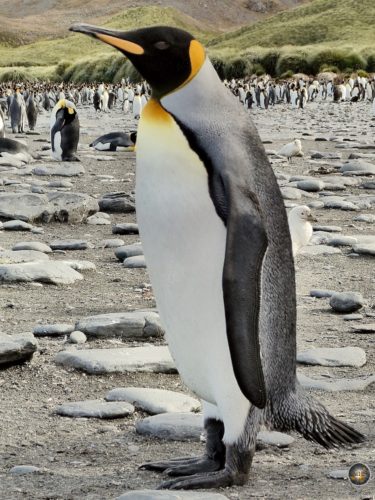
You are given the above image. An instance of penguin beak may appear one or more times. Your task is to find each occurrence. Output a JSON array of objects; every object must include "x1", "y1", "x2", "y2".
[
  {"x1": 307, "y1": 213, "x2": 317, "y2": 222},
  {"x1": 69, "y1": 24, "x2": 144, "y2": 55}
]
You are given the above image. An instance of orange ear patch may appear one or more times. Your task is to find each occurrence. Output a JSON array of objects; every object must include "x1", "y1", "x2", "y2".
[
  {"x1": 189, "y1": 40, "x2": 206, "y2": 81},
  {"x1": 96, "y1": 34, "x2": 144, "y2": 55}
]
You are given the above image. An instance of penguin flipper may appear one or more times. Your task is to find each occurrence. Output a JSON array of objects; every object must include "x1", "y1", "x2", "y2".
[{"x1": 222, "y1": 177, "x2": 268, "y2": 409}]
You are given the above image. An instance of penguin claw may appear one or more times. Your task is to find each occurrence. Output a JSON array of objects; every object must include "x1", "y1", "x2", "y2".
[
  {"x1": 139, "y1": 456, "x2": 199, "y2": 472},
  {"x1": 158, "y1": 470, "x2": 238, "y2": 490}
]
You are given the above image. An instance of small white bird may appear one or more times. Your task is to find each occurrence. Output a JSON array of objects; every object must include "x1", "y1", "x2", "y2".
[
  {"x1": 288, "y1": 205, "x2": 317, "y2": 256},
  {"x1": 278, "y1": 139, "x2": 304, "y2": 161}
]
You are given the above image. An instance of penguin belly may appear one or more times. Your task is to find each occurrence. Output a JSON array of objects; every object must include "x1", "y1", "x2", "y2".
[
  {"x1": 51, "y1": 131, "x2": 63, "y2": 160},
  {"x1": 136, "y1": 101, "x2": 250, "y2": 442}
]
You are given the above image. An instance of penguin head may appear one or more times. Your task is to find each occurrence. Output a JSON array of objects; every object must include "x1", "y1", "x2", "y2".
[
  {"x1": 54, "y1": 99, "x2": 77, "y2": 124},
  {"x1": 70, "y1": 24, "x2": 206, "y2": 98}
]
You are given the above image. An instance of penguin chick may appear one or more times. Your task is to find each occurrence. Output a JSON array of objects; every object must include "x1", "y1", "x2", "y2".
[
  {"x1": 278, "y1": 139, "x2": 303, "y2": 161},
  {"x1": 288, "y1": 205, "x2": 317, "y2": 256}
]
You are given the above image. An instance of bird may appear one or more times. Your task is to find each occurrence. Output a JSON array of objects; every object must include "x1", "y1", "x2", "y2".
[
  {"x1": 50, "y1": 99, "x2": 80, "y2": 161},
  {"x1": 288, "y1": 205, "x2": 317, "y2": 256},
  {"x1": 277, "y1": 139, "x2": 303, "y2": 161},
  {"x1": 71, "y1": 23, "x2": 365, "y2": 491},
  {"x1": 89, "y1": 131, "x2": 137, "y2": 152}
]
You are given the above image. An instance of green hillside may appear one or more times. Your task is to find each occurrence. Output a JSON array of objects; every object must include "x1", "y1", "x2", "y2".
[{"x1": 0, "y1": 6, "x2": 215, "y2": 79}]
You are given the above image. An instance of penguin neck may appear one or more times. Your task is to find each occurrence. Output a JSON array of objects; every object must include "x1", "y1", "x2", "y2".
[{"x1": 160, "y1": 58, "x2": 223, "y2": 116}]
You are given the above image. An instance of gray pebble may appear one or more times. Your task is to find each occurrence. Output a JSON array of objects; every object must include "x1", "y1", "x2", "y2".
[
  {"x1": 297, "y1": 347, "x2": 366, "y2": 367},
  {"x1": 3, "y1": 220, "x2": 33, "y2": 231},
  {"x1": 10, "y1": 465, "x2": 40, "y2": 475},
  {"x1": 56, "y1": 399, "x2": 134, "y2": 419},
  {"x1": 310, "y1": 289, "x2": 336, "y2": 298},
  {"x1": 123, "y1": 255, "x2": 146, "y2": 268},
  {"x1": 34, "y1": 323, "x2": 75, "y2": 337},
  {"x1": 12, "y1": 242, "x2": 52, "y2": 253},
  {"x1": 101, "y1": 239, "x2": 125, "y2": 248},
  {"x1": 115, "y1": 243, "x2": 143, "y2": 261},
  {"x1": 69, "y1": 331, "x2": 87, "y2": 344},
  {"x1": 50, "y1": 240, "x2": 93, "y2": 251},
  {"x1": 330, "y1": 292, "x2": 364, "y2": 313},
  {"x1": 112, "y1": 223, "x2": 139, "y2": 235}
]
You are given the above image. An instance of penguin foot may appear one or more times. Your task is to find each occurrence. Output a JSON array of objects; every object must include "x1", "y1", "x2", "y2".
[
  {"x1": 140, "y1": 455, "x2": 223, "y2": 476},
  {"x1": 157, "y1": 469, "x2": 245, "y2": 490}
]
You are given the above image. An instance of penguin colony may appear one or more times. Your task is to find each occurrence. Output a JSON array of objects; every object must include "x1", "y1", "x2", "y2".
[{"x1": 69, "y1": 24, "x2": 365, "y2": 490}]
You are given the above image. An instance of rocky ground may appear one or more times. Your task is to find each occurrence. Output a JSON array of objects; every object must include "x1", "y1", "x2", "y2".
[{"x1": 0, "y1": 100, "x2": 374, "y2": 500}]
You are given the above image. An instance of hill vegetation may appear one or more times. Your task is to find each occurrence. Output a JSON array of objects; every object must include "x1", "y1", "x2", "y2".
[{"x1": 0, "y1": 0, "x2": 374, "y2": 82}]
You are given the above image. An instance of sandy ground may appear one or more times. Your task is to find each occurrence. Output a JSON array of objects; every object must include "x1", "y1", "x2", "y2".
[{"x1": 0, "y1": 99, "x2": 374, "y2": 500}]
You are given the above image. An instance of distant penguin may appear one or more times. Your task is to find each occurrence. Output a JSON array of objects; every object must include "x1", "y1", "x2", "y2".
[
  {"x1": 50, "y1": 99, "x2": 80, "y2": 161},
  {"x1": 132, "y1": 93, "x2": 142, "y2": 119},
  {"x1": 26, "y1": 93, "x2": 38, "y2": 130},
  {"x1": 93, "y1": 91, "x2": 101, "y2": 111},
  {"x1": 288, "y1": 206, "x2": 316, "y2": 257},
  {"x1": 101, "y1": 89, "x2": 109, "y2": 112},
  {"x1": 0, "y1": 107, "x2": 5, "y2": 138},
  {"x1": 10, "y1": 90, "x2": 27, "y2": 133},
  {"x1": 90, "y1": 131, "x2": 137, "y2": 151},
  {"x1": 278, "y1": 139, "x2": 303, "y2": 161}
]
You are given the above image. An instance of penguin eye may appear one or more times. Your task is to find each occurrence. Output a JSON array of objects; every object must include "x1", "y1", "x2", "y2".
[{"x1": 154, "y1": 41, "x2": 170, "y2": 50}]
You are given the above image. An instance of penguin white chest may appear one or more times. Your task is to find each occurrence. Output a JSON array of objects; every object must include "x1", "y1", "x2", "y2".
[{"x1": 136, "y1": 100, "x2": 244, "y2": 409}]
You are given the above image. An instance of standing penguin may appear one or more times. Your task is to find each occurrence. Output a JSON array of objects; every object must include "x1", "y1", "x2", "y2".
[
  {"x1": 26, "y1": 92, "x2": 38, "y2": 131},
  {"x1": 50, "y1": 99, "x2": 79, "y2": 161},
  {"x1": 0, "y1": 107, "x2": 5, "y2": 138},
  {"x1": 71, "y1": 24, "x2": 364, "y2": 490},
  {"x1": 10, "y1": 89, "x2": 27, "y2": 133}
]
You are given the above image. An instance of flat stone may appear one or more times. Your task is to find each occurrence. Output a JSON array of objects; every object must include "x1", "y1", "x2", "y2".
[
  {"x1": 362, "y1": 181, "x2": 375, "y2": 189},
  {"x1": 3, "y1": 220, "x2": 34, "y2": 231},
  {"x1": 86, "y1": 214, "x2": 111, "y2": 225},
  {"x1": 101, "y1": 239, "x2": 125, "y2": 248},
  {"x1": 10, "y1": 465, "x2": 40, "y2": 475},
  {"x1": 62, "y1": 260, "x2": 96, "y2": 271},
  {"x1": 136, "y1": 413, "x2": 203, "y2": 441},
  {"x1": 56, "y1": 399, "x2": 134, "y2": 419},
  {"x1": 115, "y1": 243, "x2": 143, "y2": 261},
  {"x1": 55, "y1": 346, "x2": 176, "y2": 374},
  {"x1": 354, "y1": 214, "x2": 375, "y2": 223},
  {"x1": 257, "y1": 431, "x2": 294, "y2": 448},
  {"x1": 0, "y1": 332, "x2": 38, "y2": 366},
  {"x1": 50, "y1": 240, "x2": 92, "y2": 251},
  {"x1": 112, "y1": 223, "x2": 139, "y2": 235},
  {"x1": 280, "y1": 187, "x2": 302, "y2": 200},
  {"x1": 329, "y1": 292, "x2": 364, "y2": 313},
  {"x1": 69, "y1": 331, "x2": 87, "y2": 344},
  {"x1": 343, "y1": 314, "x2": 363, "y2": 321},
  {"x1": 47, "y1": 192, "x2": 99, "y2": 223},
  {"x1": 123, "y1": 255, "x2": 146, "y2": 268},
  {"x1": 327, "y1": 469, "x2": 348, "y2": 480},
  {"x1": 0, "y1": 261, "x2": 83, "y2": 285},
  {"x1": 296, "y1": 180, "x2": 325, "y2": 192},
  {"x1": 323, "y1": 197, "x2": 358, "y2": 211},
  {"x1": 76, "y1": 311, "x2": 163, "y2": 339},
  {"x1": 33, "y1": 323, "x2": 75, "y2": 337},
  {"x1": 352, "y1": 243, "x2": 375, "y2": 256},
  {"x1": 0, "y1": 250, "x2": 49, "y2": 263},
  {"x1": 310, "y1": 289, "x2": 336, "y2": 298},
  {"x1": 297, "y1": 347, "x2": 366, "y2": 367},
  {"x1": 48, "y1": 180, "x2": 74, "y2": 188},
  {"x1": 117, "y1": 492, "x2": 228, "y2": 500},
  {"x1": 32, "y1": 163, "x2": 85, "y2": 177},
  {"x1": 313, "y1": 225, "x2": 342, "y2": 233},
  {"x1": 0, "y1": 193, "x2": 50, "y2": 222},
  {"x1": 12, "y1": 242, "x2": 52, "y2": 253},
  {"x1": 310, "y1": 151, "x2": 341, "y2": 160},
  {"x1": 307, "y1": 201, "x2": 325, "y2": 209},
  {"x1": 99, "y1": 192, "x2": 135, "y2": 213},
  {"x1": 351, "y1": 323, "x2": 375, "y2": 333},
  {"x1": 298, "y1": 373, "x2": 375, "y2": 392},
  {"x1": 340, "y1": 160, "x2": 375, "y2": 175},
  {"x1": 327, "y1": 236, "x2": 357, "y2": 247},
  {"x1": 299, "y1": 245, "x2": 341, "y2": 256},
  {"x1": 106, "y1": 387, "x2": 200, "y2": 414}
]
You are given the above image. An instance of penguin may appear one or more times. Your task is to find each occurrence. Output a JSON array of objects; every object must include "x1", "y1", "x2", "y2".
[
  {"x1": 288, "y1": 205, "x2": 316, "y2": 257},
  {"x1": 10, "y1": 90, "x2": 27, "y2": 133},
  {"x1": 71, "y1": 23, "x2": 364, "y2": 490},
  {"x1": 89, "y1": 131, "x2": 137, "y2": 151},
  {"x1": 50, "y1": 99, "x2": 80, "y2": 161},
  {"x1": 26, "y1": 92, "x2": 38, "y2": 131},
  {"x1": 0, "y1": 107, "x2": 5, "y2": 138},
  {"x1": 93, "y1": 90, "x2": 101, "y2": 111},
  {"x1": 0, "y1": 137, "x2": 29, "y2": 155}
]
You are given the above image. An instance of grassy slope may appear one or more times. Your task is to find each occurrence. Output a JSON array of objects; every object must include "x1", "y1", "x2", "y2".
[
  {"x1": 209, "y1": 0, "x2": 375, "y2": 57},
  {"x1": 0, "y1": 6, "x2": 215, "y2": 68}
]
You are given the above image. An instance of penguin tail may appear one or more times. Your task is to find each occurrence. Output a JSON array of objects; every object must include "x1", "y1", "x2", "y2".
[{"x1": 267, "y1": 387, "x2": 365, "y2": 449}]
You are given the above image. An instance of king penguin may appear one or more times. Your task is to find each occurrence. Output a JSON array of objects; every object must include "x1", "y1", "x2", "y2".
[
  {"x1": 71, "y1": 24, "x2": 365, "y2": 490},
  {"x1": 50, "y1": 99, "x2": 80, "y2": 161}
]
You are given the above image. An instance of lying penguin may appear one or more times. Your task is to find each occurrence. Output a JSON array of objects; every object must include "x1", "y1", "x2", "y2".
[
  {"x1": 50, "y1": 99, "x2": 80, "y2": 161},
  {"x1": 89, "y1": 131, "x2": 137, "y2": 152},
  {"x1": 0, "y1": 137, "x2": 34, "y2": 163}
]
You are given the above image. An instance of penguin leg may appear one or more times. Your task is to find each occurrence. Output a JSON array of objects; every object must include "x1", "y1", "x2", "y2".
[
  {"x1": 159, "y1": 407, "x2": 261, "y2": 490},
  {"x1": 140, "y1": 417, "x2": 225, "y2": 476}
]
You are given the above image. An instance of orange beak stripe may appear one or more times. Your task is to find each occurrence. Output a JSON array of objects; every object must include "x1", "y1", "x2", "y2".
[{"x1": 96, "y1": 34, "x2": 144, "y2": 55}]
